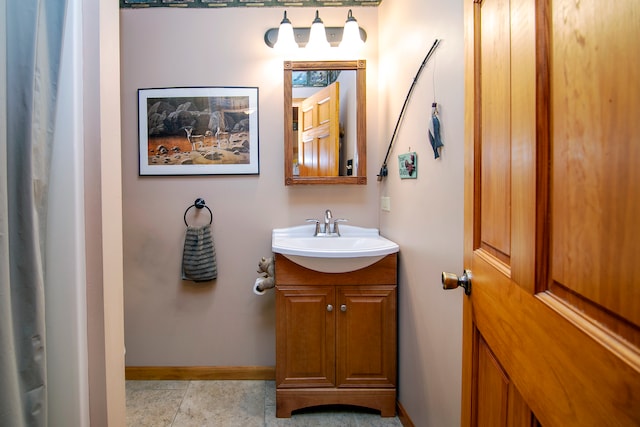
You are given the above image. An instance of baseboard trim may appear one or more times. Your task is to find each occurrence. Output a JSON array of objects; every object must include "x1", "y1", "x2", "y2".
[
  {"x1": 125, "y1": 366, "x2": 276, "y2": 381},
  {"x1": 397, "y1": 401, "x2": 414, "y2": 427}
]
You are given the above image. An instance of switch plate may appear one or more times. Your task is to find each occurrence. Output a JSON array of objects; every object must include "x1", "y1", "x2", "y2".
[{"x1": 381, "y1": 196, "x2": 391, "y2": 212}]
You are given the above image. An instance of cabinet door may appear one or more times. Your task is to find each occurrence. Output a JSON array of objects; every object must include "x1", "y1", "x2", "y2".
[
  {"x1": 276, "y1": 285, "x2": 335, "y2": 388},
  {"x1": 336, "y1": 286, "x2": 397, "y2": 388}
]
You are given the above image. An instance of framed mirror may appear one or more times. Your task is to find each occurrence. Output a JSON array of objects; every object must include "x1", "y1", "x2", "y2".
[{"x1": 284, "y1": 60, "x2": 366, "y2": 185}]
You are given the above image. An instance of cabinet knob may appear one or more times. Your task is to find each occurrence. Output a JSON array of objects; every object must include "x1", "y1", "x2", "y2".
[
  {"x1": 327, "y1": 304, "x2": 334, "y2": 312},
  {"x1": 340, "y1": 304, "x2": 347, "y2": 312}
]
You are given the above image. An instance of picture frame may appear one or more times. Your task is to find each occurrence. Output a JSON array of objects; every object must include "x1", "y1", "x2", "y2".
[
  {"x1": 292, "y1": 71, "x2": 309, "y2": 87},
  {"x1": 398, "y1": 152, "x2": 417, "y2": 179},
  {"x1": 138, "y1": 86, "x2": 259, "y2": 176},
  {"x1": 309, "y1": 70, "x2": 329, "y2": 87}
]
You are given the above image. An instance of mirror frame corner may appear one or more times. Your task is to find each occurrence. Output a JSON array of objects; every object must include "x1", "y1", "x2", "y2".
[{"x1": 284, "y1": 60, "x2": 367, "y2": 185}]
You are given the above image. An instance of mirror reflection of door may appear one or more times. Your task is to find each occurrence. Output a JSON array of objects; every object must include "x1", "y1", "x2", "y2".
[
  {"x1": 291, "y1": 70, "x2": 357, "y2": 177},
  {"x1": 297, "y1": 82, "x2": 339, "y2": 176}
]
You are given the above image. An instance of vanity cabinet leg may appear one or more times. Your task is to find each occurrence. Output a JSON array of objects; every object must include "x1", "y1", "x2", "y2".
[
  {"x1": 380, "y1": 399, "x2": 397, "y2": 417},
  {"x1": 275, "y1": 398, "x2": 293, "y2": 418}
]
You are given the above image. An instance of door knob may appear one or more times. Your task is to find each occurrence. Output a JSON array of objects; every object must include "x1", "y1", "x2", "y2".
[
  {"x1": 327, "y1": 304, "x2": 334, "y2": 312},
  {"x1": 442, "y1": 270, "x2": 472, "y2": 295}
]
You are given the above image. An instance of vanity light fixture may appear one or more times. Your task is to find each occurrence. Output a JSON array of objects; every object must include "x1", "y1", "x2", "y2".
[{"x1": 264, "y1": 10, "x2": 367, "y2": 52}]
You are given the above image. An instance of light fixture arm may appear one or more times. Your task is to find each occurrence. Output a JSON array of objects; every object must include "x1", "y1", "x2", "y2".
[
  {"x1": 377, "y1": 39, "x2": 441, "y2": 181},
  {"x1": 346, "y1": 9, "x2": 357, "y2": 23},
  {"x1": 312, "y1": 10, "x2": 323, "y2": 25},
  {"x1": 281, "y1": 10, "x2": 292, "y2": 25}
]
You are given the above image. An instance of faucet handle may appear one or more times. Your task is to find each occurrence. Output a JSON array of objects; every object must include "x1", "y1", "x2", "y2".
[
  {"x1": 305, "y1": 219, "x2": 321, "y2": 236},
  {"x1": 332, "y1": 219, "x2": 348, "y2": 236}
]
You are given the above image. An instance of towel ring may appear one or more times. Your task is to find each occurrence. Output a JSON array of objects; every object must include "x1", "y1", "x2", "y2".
[{"x1": 184, "y1": 198, "x2": 213, "y2": 226}]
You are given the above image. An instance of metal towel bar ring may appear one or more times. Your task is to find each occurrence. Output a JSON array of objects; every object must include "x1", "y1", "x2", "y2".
[{"x1": 183, "y1": 198, "x2": 213, "y2": 226}]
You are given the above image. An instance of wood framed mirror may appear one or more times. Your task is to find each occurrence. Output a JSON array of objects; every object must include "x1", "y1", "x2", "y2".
[{"x1": 284, "y1": 60, "x2": 366, "y2": 185}]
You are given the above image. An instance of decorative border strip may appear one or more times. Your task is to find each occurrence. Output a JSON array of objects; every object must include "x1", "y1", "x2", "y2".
[{"x1": 121, "y1": 0, "x2": 381, "y2": 8}]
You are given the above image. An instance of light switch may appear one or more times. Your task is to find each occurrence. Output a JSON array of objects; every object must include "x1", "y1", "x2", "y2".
[{"x1": 381, "y1": 196, "x2": 391, "y2": 212}]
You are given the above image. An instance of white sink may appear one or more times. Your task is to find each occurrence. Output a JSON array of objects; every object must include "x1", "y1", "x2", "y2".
[{"x1": 272, "y1": 224, "x2": 399, "y2": 273}]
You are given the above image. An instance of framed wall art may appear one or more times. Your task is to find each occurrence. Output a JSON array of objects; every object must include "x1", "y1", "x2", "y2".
[{"x1": 138, "y1": 86, "x2": 259, "y2": 176}]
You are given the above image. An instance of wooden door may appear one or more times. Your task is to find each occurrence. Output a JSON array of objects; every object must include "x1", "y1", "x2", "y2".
[
  {"x1": 298, "y1": 82, "x2": 340, "y2": 177},
  {"x1": 336, "y1": 286, "x2": 397, "y2": 388},
  {"x1": 276, "y1": 285, "x2": 335, "y2": 388},
  {"x1": 462, "y1": 0, "x2": 640, "y2": 426}
]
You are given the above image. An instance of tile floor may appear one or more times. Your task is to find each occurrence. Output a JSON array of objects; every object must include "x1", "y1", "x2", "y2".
[{"x1": 126, "y1": 380, "x2": 404, "y2": 427}]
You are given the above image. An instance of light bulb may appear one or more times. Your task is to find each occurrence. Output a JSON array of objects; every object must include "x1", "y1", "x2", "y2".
[
  {"x1": 306, "y1": 10, "x2": 330, "y2": 51},
  {"x1": 339, "y1": 10, "x2": 364, "y2": 52},
  {"x1": 274, "y1": 11, "x2": 299, "y2": 53}
]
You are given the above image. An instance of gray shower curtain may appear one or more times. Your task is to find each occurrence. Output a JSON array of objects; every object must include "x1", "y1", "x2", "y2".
[{"x1": 0, "y1": 1, "x2": 67, "y2": 425}]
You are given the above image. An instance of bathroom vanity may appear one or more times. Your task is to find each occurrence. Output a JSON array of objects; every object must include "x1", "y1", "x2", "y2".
[{"x1": 274, "y1": 253, "x2": 397, "y2": 418}]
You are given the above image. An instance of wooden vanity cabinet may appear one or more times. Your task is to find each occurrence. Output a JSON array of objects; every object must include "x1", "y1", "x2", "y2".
[{"x1": 274, "y1": 253, "x2": 397, "y2": 418}]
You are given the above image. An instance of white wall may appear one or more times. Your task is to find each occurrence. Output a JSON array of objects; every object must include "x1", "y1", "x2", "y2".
[
  {"x1": 377, "y1": 1, "x2": 465, "y2": 426},
  {"x1": 84, "y1": 0, "x2": 126, "y2": 424},
  {"x1": 46, "y1": 0, "x2": 126, "y2": 424},
  {"x1": 120, "y1": 7, "x2": 380, "y2": 367},
  {"x1": 46, "y1": 2, "x2": 90, "y2": 425},
  {"x1": 99, "y1": 0, "x2": 126, "y2": 423}
]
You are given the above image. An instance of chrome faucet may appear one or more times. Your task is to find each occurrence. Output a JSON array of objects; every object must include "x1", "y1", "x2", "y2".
[
  {"x1": 324, "y1": 210, "x2": 332, "y2": 233},
  {"x1": 306, "y1": 210, "x2": 347, "y2": 236}
]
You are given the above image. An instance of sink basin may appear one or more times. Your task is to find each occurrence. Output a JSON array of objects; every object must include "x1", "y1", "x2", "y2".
[{"x1": 272, "y1": 224, "x2": 399, "y2": 273}]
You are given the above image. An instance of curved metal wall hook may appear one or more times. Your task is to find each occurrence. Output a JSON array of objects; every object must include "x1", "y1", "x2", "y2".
[{"x1": 184, "y1": 198, "x2": 213, "y2": 226}]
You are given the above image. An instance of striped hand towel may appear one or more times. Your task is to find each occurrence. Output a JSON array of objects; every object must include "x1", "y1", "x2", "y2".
[{"x1": 181, "y1": 224, "x2": 217, "y2": 282}]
